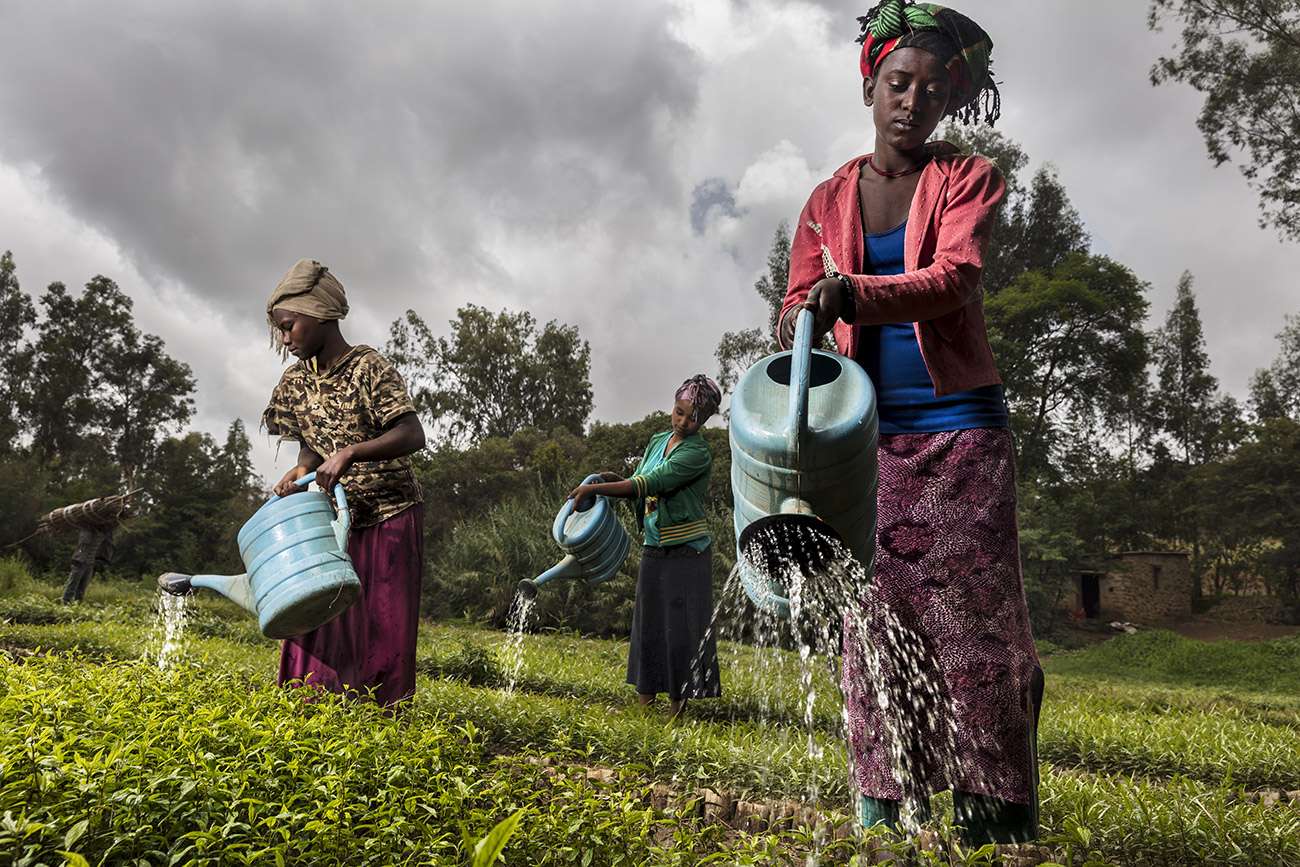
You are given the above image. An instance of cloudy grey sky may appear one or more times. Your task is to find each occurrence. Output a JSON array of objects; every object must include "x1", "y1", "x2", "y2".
[{"x1": 1, "y1": 0, "x2": 1296, "y2": 484}]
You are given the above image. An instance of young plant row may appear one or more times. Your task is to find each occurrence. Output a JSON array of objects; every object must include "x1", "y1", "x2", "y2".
[
  {"x1": 10, "y1": 600, "x2": 1300, "y2": 799},
  {"x1": 1040, "y1": 766, "x2": 1300, "y2": 866},
  {"x1": 1039, "y1": 695, "x2": 1300, "y2": 791},
  {"x1": 422, "y1": 626, "x2": 1300, "y2": 791},
  {"x1": 0, "y1": 654, "x2": 861, "y2": 867}
]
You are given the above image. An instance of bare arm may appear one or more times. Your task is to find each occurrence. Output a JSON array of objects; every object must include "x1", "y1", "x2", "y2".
[
  {"x1": 567, "y1": 479, "x2": 636, "y2": 503},
  {"x1": 345, "y1": 412, "x2": 426, "y2": 464},
  {"x1": 314, "y1": 413, "x2": 427, "y2": 492}
]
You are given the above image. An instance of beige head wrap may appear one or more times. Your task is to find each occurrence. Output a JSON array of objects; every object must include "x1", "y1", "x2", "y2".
[
  {"x1": 267, "y1": 258, "x2": 349, "y2": 320},
  {"x1": 266, "y1": 259, "x2": 349, "y2": 352}
]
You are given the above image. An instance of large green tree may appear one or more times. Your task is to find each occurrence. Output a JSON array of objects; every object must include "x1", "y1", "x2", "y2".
[
  {"x1": 97, "y1": 305, "x2": 196, "y2": 479},
  {"x1": 943, "y1": 125, "x2": 1089, "y2": 296},
  {"x1": 23, "y1": 281, "x2": 106, "y2": 473},
  {"x1": 1194, "y1": 418, "x2": 1300, "y2": 607},
  {"x1": 1149, "y1": 272, "x2": 1246, "y2": 592},
  {"x1": 1149, "y1": 0, "x2": 1300, "y2": 240},
  {"x1": 117, "y1": 428, "x2": 256, "y2": 576},
  {"x1": 1152, "y1": 272, "x2": 1241, "y2": 464},
  {"x1": 0, "y1": 251, "x2": 35, "y2": 453},
  {"x1": 986, "y1": 254, "x2": 1150, "y2": 478},
  {"x1": 21, "y1": 276, "x2": 194, "y2": 482},
  {"x1": 386, "y1": 305, "x2": 592, "y2": 448},
  {"x1": 1249, "y1": 313, "x2": 1300, "y2": 420}
]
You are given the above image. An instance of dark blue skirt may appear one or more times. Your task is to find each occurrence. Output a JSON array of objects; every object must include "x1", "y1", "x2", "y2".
[{"x1": 626, "y1": 544, "x2": 721, "y2": 700}]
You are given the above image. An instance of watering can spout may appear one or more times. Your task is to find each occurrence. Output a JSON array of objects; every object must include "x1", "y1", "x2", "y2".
[
  {"x1": 517, "y1": 554, "x2": 582, "y2": 599},
  {"x1": 192, "y1": 573, "x2": 259, "y2": 615},
  {"x1": 157, "y1": 571, "x2": 259, "y2": 616},
  {"x1": 157, "y1": 572, "x2": 194, "y2": 596}
]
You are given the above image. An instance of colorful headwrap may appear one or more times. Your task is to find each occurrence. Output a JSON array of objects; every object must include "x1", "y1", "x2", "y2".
[
  {"x1": 857, "y1": 0, "x2": 1000, "y2": 125},
  {"x1": 675, "y1": 374, "x2": 722, "y2": 424},
  {"x1": 266, "y1": 259, "x2": 349, "y2": 352}
]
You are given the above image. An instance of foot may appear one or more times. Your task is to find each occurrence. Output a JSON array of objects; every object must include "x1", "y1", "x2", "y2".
[{"x1": 667, "y1": 698, "x2": 688, "y2": 720}]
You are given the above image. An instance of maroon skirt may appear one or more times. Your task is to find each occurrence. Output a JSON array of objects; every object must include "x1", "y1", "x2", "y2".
[
  {"x1": 842, "y1": 429, "x2": 1042, "y2": 805},
  {"x1": 278, "y1": 504, "x2": 424, "y2": 706}
]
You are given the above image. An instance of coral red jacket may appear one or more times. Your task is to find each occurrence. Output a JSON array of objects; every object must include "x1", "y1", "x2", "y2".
[{"x1": 777, "y1": 146, "x2": 1006, "y2": 397}]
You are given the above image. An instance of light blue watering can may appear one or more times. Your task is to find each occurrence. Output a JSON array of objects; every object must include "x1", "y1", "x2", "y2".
[
  {"x1": 158, "y1": 472, "x2": 360, "y2": 638},
  {"x1": 516, "y1": 473, "x2": 632, "y2": 599},
  {"x1": 729, "y1": 308, "x2": 879, "y2": 618}
]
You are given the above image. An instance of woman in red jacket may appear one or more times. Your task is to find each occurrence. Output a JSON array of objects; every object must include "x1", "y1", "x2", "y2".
[{"x1": 778, "y1": 0, "x2": 1042, "y2": 846}]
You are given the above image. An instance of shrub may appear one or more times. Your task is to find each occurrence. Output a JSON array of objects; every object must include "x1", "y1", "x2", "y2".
[{"x1": 0, "y1": 557, "x2": 28, "y2": 593}]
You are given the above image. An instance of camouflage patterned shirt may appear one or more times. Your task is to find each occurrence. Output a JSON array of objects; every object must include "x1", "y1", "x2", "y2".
[{"x1": 262, "y1": 345, "x2": 423, "y2": 528}]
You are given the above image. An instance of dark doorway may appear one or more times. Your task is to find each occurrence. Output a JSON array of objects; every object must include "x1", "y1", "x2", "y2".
[{"x1": 1080, "y1": 573, "x2": 1102, "y2": 619}]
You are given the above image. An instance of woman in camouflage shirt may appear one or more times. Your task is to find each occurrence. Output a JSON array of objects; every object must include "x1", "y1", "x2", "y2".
[{"x1": 262, "y1": 259, "x2": 427, "y2": 707}]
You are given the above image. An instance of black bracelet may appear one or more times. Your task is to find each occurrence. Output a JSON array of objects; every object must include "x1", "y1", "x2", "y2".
[{"x1": 837, "y1": 273, "x2": 856, "y2": 322}]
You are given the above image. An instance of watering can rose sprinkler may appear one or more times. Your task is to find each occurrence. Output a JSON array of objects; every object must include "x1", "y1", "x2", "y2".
[
  {"x1": 515, "y1": 473, "x2": 632, "y2": 599},
  {"x1": 157, "y1": 472, "x2": 361, "y2": 639},
  {"x1": 729, "y1": 304, "x2": 879, "y2": 619}
]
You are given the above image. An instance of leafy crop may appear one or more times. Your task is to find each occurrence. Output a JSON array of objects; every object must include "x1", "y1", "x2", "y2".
[
  {"x1": 5, "y1": 574, "x2": 1300, "y2": 866},
  {"x1": 0, "y1": 654, "x2": 857, "y2": 866}
]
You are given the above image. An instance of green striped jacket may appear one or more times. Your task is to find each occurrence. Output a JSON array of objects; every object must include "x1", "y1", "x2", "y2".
[{"x1": 629, "y1": 430, "x2": 712, "y2": 547}]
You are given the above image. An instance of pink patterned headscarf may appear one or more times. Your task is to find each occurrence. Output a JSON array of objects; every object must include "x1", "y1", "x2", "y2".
[{"x1": 675, "y1": 374, "x2": 722, "y2": 424}]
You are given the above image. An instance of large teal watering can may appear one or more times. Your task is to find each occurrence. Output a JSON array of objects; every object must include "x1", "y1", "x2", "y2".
[
  {"x1": 516, "y1": 473, "x2": 632, "y2": 599},
  {"x1": 158, "y1": 472, "x2": 360, "y2": 638},
  {"x1": 729, "y1": 308, "x2": 879, "y2": 618}
]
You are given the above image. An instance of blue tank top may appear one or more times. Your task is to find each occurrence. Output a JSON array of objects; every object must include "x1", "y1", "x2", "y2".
[{"x1": 857, "y1": 220, "x2": 1008, "y2": 434}]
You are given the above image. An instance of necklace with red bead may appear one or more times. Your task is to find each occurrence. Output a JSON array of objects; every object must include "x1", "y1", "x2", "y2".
[{"x1": 865, "y1": 154, "x2": 929, "y2": 179}]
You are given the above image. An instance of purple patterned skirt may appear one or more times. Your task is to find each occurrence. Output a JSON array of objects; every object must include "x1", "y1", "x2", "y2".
[
  {"x1": 278, "y1": 504, "x2": 424, "y2": 707},
  {"x1": 842, "y1": 429, "x2": 1042, "y2": 805}
]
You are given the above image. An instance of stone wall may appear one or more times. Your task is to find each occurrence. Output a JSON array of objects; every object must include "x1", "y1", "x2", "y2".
[{"x1": 1072, "y1": 552, "x2": 1193, "y2": 624}]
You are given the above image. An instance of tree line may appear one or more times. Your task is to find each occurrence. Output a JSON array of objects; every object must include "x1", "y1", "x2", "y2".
[{"x1": 0, "y1": 252, "x2": 262, "y2": 578}]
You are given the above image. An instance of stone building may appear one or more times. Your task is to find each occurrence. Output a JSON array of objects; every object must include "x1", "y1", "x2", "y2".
[{"x1": 1070, "y1": 551, "x2": 1193, "y2": 624}]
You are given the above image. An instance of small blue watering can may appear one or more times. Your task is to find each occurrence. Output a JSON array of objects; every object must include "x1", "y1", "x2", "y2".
[
  {"x1": 516, "y1": 473, "x2": 632, "y2": 599},
  {"x1": 158, "y1": 472, "x2": 360, "y2": 638},
  {"x1": 729, "y1": 308, "x2": 879, "y2": 618}
]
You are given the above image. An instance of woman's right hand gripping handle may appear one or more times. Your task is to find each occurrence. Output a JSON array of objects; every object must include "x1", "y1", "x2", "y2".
[
  {"x1": 781, "y1": 277, "x2": 845, "y2": 347},
  {"x1": 273, "y1": 465, "x2": 312, "y2": 497}
]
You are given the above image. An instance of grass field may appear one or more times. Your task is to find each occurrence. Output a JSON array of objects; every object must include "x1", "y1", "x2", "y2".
[{"x1": 3, "y1": 566, "x2": 1299, "y2": 866}]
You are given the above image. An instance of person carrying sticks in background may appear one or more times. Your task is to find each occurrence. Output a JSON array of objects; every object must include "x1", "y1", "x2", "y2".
[
  {"x1": 262, "y1": 259, "x2": 427, "y2": 707},
  {"x1": 777, "y1": 0, "x2": 1043, "y2": 847},
  {"x1": 566, "y1": 375, "x2": 723, "y2": 720}
]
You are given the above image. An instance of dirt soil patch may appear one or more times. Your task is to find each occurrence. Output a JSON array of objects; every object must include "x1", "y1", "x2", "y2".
[{"x1": 1170, "y1": 618, "x2": 1300, "y2": 642}]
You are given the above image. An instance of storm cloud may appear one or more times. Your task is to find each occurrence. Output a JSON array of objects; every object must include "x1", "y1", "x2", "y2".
[{"x1": 1, "y1": 0, "x2": 1296, "y2": 483}]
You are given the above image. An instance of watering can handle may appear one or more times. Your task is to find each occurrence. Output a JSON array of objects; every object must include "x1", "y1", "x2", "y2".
[
  {"x1": 292, "y1": 471, "x2": 352, "y2": 547},
  {"x1": 553, "y1": 473, "x2": 603, "y2": 545},
  {"x1": 788, "y1": 308, "x2": 814, "y2": 455}
]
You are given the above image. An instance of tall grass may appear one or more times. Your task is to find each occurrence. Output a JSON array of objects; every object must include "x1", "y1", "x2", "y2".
[
  {"x1": 423, "y1": 480, "x2": 736, "y2": 636},
  {"x1": 1046, "y1": 629, "x2": 1300, "y2": 695},
  {"x1": 0, "y1": 556, "x2": 28, "y2": 593}
]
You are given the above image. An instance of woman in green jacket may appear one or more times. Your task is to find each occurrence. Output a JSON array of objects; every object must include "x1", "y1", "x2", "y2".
[{"x1": 567, "y1": 374, "x2": 723, "y2": 718}]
